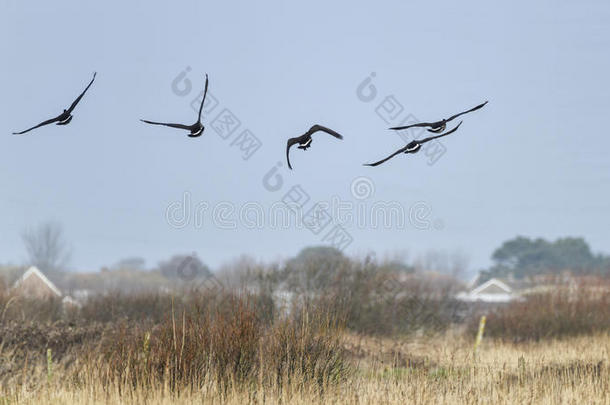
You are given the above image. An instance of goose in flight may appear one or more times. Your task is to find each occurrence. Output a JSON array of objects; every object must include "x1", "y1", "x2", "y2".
[
  {"x1": 12, "y1": 72, "x2": 97, "y2": 135},
  {"x1": 365, "y1": 121, "x2": 463, "y2": 167},
  {"x1": 286, "y1": 124, "x2": 344, "y2": 170},
  {"x1": 389, "y1": 101, "x2": 487, "y2": 134},
  {"x1": 141, "y1": 74, "x2": 209, "y2": 137}
]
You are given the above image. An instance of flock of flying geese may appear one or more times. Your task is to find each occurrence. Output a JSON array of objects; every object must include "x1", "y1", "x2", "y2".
[{"x1": 12, "y1": 72, "x2": 488, "y2": 169}]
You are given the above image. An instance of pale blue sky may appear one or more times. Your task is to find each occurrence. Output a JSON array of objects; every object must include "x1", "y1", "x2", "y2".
[{"x1": 1, "y1": 0, "x2": 609, "y2": 275}]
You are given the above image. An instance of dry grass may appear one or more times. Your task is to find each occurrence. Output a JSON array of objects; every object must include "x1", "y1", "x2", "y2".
[
  {"x1": 1, "y1": 331, "x2": 607, "y2": 404},
  {"x1": 1, "y1": 279, "x2": 608, "y2": 404}
]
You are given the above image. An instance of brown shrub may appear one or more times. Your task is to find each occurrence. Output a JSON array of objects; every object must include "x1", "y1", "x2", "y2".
[
  {"x1": 92, "y1": 294, "x2": 348, "y2": 392},
  {"x1": 0, "y1": 291, "x2": 64, "y2": 324},
  {"x1": 473, "y1": 279, "x2": 610, "y2": 341}
]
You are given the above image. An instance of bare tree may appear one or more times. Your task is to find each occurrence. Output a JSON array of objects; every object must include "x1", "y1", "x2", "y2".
[{"x1": 21, "y1": 221, "x2": 71, "y2": 276}]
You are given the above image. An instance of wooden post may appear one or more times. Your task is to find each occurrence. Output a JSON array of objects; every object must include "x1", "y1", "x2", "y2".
[
  {"x1": 46, "y1": 348, "x2": 53, "y2": 384},
  {"x1": 473, "y1": 315, "x2": 486, "y2": 355}
]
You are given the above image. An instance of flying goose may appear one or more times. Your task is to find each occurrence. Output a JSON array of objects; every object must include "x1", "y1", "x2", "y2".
[
  {"x1": 12, "y1": 72, "x2": 97, "y2": 135},
  {"x1": 365, "y1": 121, "x2": 463, "y2": 167},
  {"x1": 390, "y1": 101, "x2": 487, "y2": 134},
  {"x1": 286, "y1": 124, "x2": 344, "y2": 170},
  {"x1": 141, "y1": 74, "x2": 209, "y2": 137}
]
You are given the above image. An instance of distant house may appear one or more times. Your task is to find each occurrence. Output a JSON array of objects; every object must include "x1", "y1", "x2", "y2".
[
  {"x1": 456, "y1": 278, "x2": 517, "y2": 303},
  {"x1": 12, "y1": 266, "x2": 62, "y2": 299}
]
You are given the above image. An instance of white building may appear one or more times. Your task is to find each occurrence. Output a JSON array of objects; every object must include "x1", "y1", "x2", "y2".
[
  {"x1": 456, "y1": 278, "x2": 517, "y2": 303},
  {"x1": 12, "y1": 266, "x2": 62, "y2": 299}
]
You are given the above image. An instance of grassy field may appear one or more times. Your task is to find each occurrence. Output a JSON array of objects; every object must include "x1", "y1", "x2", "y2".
[
  {"x1": 1, "y1": 330, "x2": 607, "y2": 404},
  {"x1": 1, "y1": 273, "x2": 608, "y2": 404}
]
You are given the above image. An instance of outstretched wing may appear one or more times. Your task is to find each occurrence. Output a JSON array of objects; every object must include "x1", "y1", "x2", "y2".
[
  {"x1": 364, "y1": 147, "x2": 408, "y2": 167},
  {"x1": 140, "y1": 119, "x2": 191, "y2": 130},
  {"x1": 67, "y1": 72, "x2": 97, "y2": 113},
  {"x1": 389, "y1": 121, "x2": 438, "y2": 131},
  {"x1": 446, "y1": 100, "x2": 488, "y2": 122},
  {"x1": 418, "y1": 121, "x2": 463, "y2": 144},
  {"x1": 309, "y1": 124, "x2": 344, "y2": 139},
  {"x1": 198, "y1": 74, "x2": 209, "y2": 121},
  {"x1": 12, "y1": 116, "x2": 61, "y2": 135},
  {"x1": 286, "y1": 137, "x2": 302, "y2": 170}
]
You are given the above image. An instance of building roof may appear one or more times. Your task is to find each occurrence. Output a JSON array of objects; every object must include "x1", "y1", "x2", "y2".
[
  {"x1": 456, "y1": 277, "x2": 516, "y2": 303},
  {"x1": 12, "y1": 266, "x2": 62, "y2": 297},
  {"x1": 471, "y1": 278, "x2": 512, "y2": 295}
]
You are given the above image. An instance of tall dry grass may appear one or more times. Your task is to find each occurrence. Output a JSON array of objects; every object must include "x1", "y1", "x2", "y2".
[
  {"x1": 1, "y1": 333, "x2": 607, "y2": 404},
  {"x1": 1, "y1": 293, "x2": 348, "y2": 402},
  {"x1": 89, "y1": 296, "x2": 347, "y2": 393}
]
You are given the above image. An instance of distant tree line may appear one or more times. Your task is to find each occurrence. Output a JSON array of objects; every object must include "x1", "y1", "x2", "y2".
[
  {"x1": 479, "y1": 236, "x2": 610, "y2": 282},
  {"x1": 16, "y1": 221, "x2": 609, "y2": 294}
]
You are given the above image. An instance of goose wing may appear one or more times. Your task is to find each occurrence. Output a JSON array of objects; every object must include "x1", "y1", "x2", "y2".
[
  {"x1": 12, "y1": 116, "x2": 61, "y2": 135},
  {"x1": 198, "y1": 74, "x2": 209, "y2": 121},
  {"x1": 389, "y1": 121, "x2": 439, "y2": 131},
  {"x1": 364, "y1": 145, "x2": 409, "y2": 167},
  {"x1": 308, "y1": 124, "x2": 344, "y2": 139},
  {"x1": 67, "y1": 72, "x2": 97, "y2": 113},
  {"x1": 285, "y1": 136, "x2": 304, "y2": 170},
  {"x1": 140, "y1": 119, "x2": 191, "y2": 130},
  {"x1": 446, "y1": 101, "x2": 488, "y2": 122}
]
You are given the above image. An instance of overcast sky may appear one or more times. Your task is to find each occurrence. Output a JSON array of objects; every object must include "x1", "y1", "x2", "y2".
[{"x1": 1, "y1": 0, "x2": 609, "y2": 276}]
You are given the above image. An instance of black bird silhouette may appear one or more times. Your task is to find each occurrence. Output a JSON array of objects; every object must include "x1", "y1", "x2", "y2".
[
  {"x1": 12, "y1": 72, "x2": 97, "y2": 135},
  {"x1": 141, "y1": 74, "x2": 209, "y2": 137},
  {"x1": 286, "y1": 124, "x2": 344, "y2": 170},
  {"x1": 389, "y1": 101, "x2": 487, "y2": 134},
  {"x1": 365, "y1": 121, "x2": 463, "y2": 167}
]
